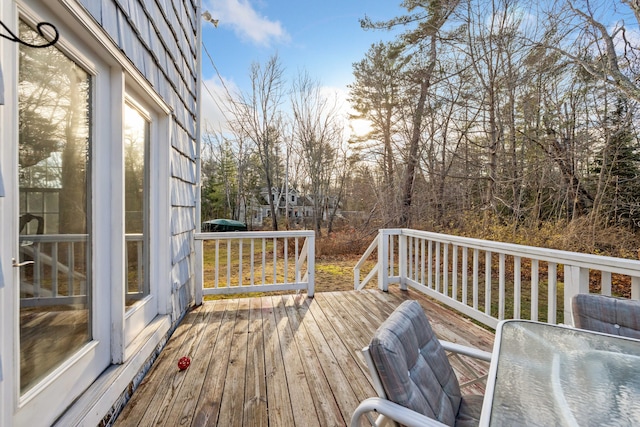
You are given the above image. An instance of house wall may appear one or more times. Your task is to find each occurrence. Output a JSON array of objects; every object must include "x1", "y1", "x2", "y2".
[
  {"x1": 0, "y1": 0, "x2": 200, "y2": 425},
  {"x1": 77, "y1": 0, "x2": 199, "y2": 319}
]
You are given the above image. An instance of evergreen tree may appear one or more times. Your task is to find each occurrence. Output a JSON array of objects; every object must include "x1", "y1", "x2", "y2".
[{"x1": 592, "y1": 100, "x2": 640, "y2": 228}]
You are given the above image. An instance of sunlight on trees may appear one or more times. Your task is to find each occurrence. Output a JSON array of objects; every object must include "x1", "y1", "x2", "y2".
[
  {"x1": 201, "y1": 0, "x2": 640, "y2": 249},
  {"x1": 348, "y1": 118, "x2": 374, "y2": 140}
]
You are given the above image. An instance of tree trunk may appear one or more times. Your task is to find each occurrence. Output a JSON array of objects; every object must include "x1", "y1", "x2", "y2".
[{"x1": 399, "y1": 35, "x2": 438, "y2": 228}]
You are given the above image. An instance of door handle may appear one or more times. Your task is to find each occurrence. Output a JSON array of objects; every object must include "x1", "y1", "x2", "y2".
[{"x1": 12, "y1": 258, "x2": 34, "y2": 268}]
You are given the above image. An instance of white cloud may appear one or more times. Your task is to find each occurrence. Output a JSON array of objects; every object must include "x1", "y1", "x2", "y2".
[
  {"x1": 200, "y1": 76, "x2": 238, "y2": 132},
  {"x1": 204, "y1": 0, "x2": 290, "y2": 46},
  {"x1": 612, "y1": 24, "x2": 640, "y2": 55}
]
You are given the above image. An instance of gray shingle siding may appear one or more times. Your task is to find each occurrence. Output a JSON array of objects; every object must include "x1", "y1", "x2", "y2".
[
  {"x1": 170, "y1": 149, "x2": 196, "y2": 182},
  {"x1": 172, "y1": 125, "x2": 195, "y2": 158},
  {"x1": 171, "y1": 205, "x2": 196, "y2": 230}
]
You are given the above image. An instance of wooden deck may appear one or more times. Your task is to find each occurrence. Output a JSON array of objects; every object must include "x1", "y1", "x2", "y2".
[{"x1": 114, "y1": 288, "x2": 495, "y2": 426}]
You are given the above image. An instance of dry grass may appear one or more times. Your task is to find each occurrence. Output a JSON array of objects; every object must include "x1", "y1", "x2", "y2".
[
  {"x1": 314, "y1": 230, "x2": 378, "y2": 292},
  {"x1": 435, "y1": 214, "x2": 640, "y2": 260}
]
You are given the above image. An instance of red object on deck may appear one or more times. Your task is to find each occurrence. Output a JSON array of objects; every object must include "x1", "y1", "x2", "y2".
[{"x1": 177, "y1": 356, "x2": 191, "y2": 371}]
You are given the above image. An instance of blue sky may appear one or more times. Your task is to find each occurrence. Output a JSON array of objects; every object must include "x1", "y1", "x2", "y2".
[{"x1": 200, "y1": 0, "x2": 406, "y2": 130}]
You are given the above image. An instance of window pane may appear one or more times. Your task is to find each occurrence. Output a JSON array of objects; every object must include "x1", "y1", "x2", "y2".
[
  {"x1": 44, "y1": 191, "x2": 58, "y2": 212},
  {"x1": 18, "y1": 20, "x2": 92, "y2": 393},
  {"x1": 26, "y1": 192, "x2": 42, "y2": 213},
  {"x1": 124, "y1": 103, "x2": 149, "y2": 308}
]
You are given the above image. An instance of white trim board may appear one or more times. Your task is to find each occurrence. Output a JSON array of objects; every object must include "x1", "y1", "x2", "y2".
[{"x1": 53, "y1": 314, "x2": 172, "y2": 426}]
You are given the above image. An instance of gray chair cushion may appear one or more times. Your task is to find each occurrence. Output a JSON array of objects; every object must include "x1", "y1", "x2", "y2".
[
  {"x1": 456, "y1": 395, "x2": 484, "y2": 427},
  {"x1": 572, "y1": 294, "x2": 640, "y2": 339},
  {"x1": 369, "y1": 300, "x2": 475, "y2": 426}
]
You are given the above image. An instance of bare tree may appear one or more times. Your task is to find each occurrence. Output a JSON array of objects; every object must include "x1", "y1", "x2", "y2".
[
  {"x1": 542, "y1": 0, "x2": 640, "y2": 102},
  {"x1": 362, "y1": 0, "x2": 462, "y2": 227},
  {"x1": 290, "y1": 71, "x2": 344, "y2": 235},
  {"x1": 228, "y1": 54, "x2": 286, "y2": 230}
]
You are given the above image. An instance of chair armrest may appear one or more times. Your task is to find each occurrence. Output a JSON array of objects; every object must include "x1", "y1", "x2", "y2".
[
  {"x1": 350, "y1": 397, "x2": 450, "y2": 427},
  {"x1": 439, "y1": 340, "x2": 492, "y2": 362}
]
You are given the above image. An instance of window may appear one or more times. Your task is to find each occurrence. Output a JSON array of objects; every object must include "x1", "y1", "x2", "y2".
[
  {"x1": 124, "y1": 102, "x2": 149, "y2": 309},
  {"x1": 121, "y1": 89, "x2": 169, "y2": 350},
  {"x1": 18, "y1": 19, "x2": 92, "y2": 392},
  {"x1": 5, "y1": 4, "x2": 171, "y2": 424}
]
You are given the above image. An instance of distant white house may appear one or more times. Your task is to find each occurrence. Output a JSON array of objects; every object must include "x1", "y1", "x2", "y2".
[
  {"x1": 248, "y1": 186, "x2": 340, "y2": 228},
  {"x1": 0, "y1": 0, "x2": 200, "y2": 425}
]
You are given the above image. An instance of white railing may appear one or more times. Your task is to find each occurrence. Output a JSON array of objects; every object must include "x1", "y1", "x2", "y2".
[
  {"x1": 194, "y1": 230, "x2": 315, "y2": 304},
  {"x1": 19, "y1": 234, "x2": 145, "y2": 307},
  {"x1": 355, "y1": 229, "x2": 640, "y2": 329},
  {"x1": 125, "y1": 233, "x2": 146, "y2": 302},
  {"x1": 19, "y1": 234, "x2": 89, "y2": 308}
]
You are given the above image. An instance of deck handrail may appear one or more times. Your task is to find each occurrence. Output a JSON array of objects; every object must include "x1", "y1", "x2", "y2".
[
  {"x1": 353, "y1": 235, "x2": 380, "y2": 290},
  {"x1": 19, "y1": 234, "x2": 145, "y2": 308},
  {"x1": 354, "y1": 229, "x2": 640, "y2": 329},
  {"x1": 194, "y1": 230, "x2": 315, "y2": 304},
  {"x1": 19, "y1": 234, "x2": 89, "y2": 308}
]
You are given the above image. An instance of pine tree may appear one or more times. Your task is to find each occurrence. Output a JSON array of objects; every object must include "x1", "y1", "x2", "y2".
[{"x1": 592, "y1": 100, "x2": 640, "y2": 228}]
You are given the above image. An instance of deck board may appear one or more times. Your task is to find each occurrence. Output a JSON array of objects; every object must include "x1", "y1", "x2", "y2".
[
  {"x1": 218, "y1": 297, "x2": 250, "y2": 426},
  {"x1": 285, "y1": 295, "x2": 345, "y2": 426},
  {"x1": 310, "y1": 293, "x2": 380, "y2": 396},
  {"x1": 298, "y1": 294, "x2": 365, "y2": 423},
  {"x1": 243, "y1": 297, "x2": 268, "y2": 427},
  {"x1": 192, "y1": 299, "x2": 238, "y2": 426},
  {"x1": 163, "y1": 300, "x2": 224, "y2": 426},
  {"x1": 272, "y1": 295, "x2": 320, "y2": 427},
  {"x1": 115, "y1": 289, "x2": 495, "y2": 426},
  {"x1": 122, "y1": 304, "x2": 210, "y2": 426},
  {"x1": 260, "y1": 296, "x2": 295, "y2": 427},
  {"x1": 149, "y1": 303, "x2": 214, "y2": 426}
]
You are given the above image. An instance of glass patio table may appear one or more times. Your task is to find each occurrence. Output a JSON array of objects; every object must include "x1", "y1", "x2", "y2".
[{"x1": 479, "y1": 320, "x2": 640, "y2": 426}]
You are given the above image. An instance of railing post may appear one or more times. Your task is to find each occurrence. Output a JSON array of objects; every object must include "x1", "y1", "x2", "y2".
[
  {"x1": 378, "y1": 231, "x2": 389, "y2": 291},
  {"x1": 307, "y1": 233, "x2": 315, "y2": 297},
  {"x1": 398, "y1": 232, "x2": 407, "y2": 291},
  {"x1": 563, "y1": 265, "x2": 589, "y2": 325},
  {"x1": 195, "y1": 238, "x2": 203, "y2": 305},
  {"x1": 632, "y1": 277, "x2": 640, "y2": 300}
]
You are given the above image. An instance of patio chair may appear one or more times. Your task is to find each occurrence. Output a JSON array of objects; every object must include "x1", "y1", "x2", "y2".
[
  {"x1": 571, "y1": 294, "x2": 640, "y2": 339},
  {"x1": 350, "y1": 300, "x2": 492, "y2": 427}
]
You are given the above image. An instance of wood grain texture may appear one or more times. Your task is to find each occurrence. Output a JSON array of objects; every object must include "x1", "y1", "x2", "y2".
[{"x1": 115, "y1": 289, "x2": 495, "y2": 426}]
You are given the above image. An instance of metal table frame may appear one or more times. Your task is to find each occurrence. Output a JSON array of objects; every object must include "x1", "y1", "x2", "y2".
[{"x1": 480, "y1": 320, "x2": 640, "y2": 426}]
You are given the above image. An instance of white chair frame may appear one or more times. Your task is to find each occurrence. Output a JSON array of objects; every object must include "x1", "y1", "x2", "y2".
[{"x1": 351, "y1": 340, "x2": 493, "y2": 427}]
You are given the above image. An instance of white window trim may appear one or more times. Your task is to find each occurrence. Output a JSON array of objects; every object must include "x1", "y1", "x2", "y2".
[
  {"x1": 120, "y1": 91, "x2": 171, "y2": 358},
  {"x1": 6, "y1": 3, "x2": 112, "y2": 426},
  {"x1": 110, "y1": 80, "x2": 172, "y2": 363}
]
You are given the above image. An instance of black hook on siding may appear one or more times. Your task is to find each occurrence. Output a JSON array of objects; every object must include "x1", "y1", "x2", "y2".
[{"x1": 0, "y1": 20, "x2": 59, "y2": 48}]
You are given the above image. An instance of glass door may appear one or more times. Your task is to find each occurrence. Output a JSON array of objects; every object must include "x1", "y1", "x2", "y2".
[
  {"x1": 17, "y1": 19, "x2": 92, "y2": 394},
  {"x1": 11, "y1": 16, "x2": 110, "y2": 426}
]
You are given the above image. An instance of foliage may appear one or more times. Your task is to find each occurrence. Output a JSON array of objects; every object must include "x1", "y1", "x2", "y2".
[
  {"x1": 431, "y1": 212, "x2": 640, "y2": 261},
  {"x1": 590, "y1": 99, "x2": 640, "y2": 229},
  {"x1": 19, "y1": 21, "x2": 91, "y2": 235},
  {"x1": 202, "y1": 0, "x2": 640, "y2": 250},
  {"x1": 315, "y1": 230, "x2": 372, "y2": 258},
  {"x1": 340, "y1": 0, "x2": 640, "y2": 244}
]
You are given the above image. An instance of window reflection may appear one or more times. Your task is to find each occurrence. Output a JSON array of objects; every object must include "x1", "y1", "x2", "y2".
[
  {"x1": 124, "y1": 103, "x2": 149, "y2": 308},
  {"x1": 18, "y1": 20, "x2": 92, "y2": 393}
]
